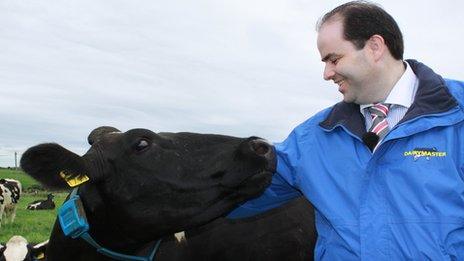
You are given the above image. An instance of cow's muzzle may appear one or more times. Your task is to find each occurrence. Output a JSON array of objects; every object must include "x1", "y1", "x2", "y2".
[{"x1": 249, "y1": 139, "x2": 276, "y2": 173}]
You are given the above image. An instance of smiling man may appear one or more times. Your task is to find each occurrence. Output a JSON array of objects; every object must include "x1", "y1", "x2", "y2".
[
  {"x1": 317, "y1": 9, "x2": 405, "y2": 105},
  {"x1": 229, "y1": 1, "x2": 464, "y2": 260}
]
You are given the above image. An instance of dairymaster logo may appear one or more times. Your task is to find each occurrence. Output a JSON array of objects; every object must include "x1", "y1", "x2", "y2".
[{"x1": 404, "y1": 147, "x2": 446, "y2": 161}]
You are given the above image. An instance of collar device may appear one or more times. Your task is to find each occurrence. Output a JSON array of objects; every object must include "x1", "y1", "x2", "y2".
[
  {"x1": 59, "y1": 189, "x2": 89, "y2": 238},
  {"x1": 58, "y1": 188, "x2": 161, "y2": 261}
]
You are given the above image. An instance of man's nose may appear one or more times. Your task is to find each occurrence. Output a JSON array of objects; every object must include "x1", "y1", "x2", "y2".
[{"x1": 323, "y1": 63, "x2": 335, "y2": 81}]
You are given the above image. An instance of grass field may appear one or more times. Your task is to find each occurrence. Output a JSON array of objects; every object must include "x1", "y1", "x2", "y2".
[{"x1": 0, "y1": 169, "x2": 68, "y2": 243}]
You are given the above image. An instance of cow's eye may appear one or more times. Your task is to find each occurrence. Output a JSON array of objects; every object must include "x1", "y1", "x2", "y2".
[{"x1": 135, "y1": 139, "x2": 150, "y2": 152}]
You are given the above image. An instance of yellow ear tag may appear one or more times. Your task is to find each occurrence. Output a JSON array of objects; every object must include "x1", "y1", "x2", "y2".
[
  {"x1": 59, "y1": 171, "x2": 90, "y2": 187},
  {"x1": 35, "y1": 252, "x2": 45, "y2": 260}
]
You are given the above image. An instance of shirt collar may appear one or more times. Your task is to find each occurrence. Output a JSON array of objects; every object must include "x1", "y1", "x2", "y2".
[{"x1": 360, "y1": 61, "x2": 418, "y2": 112}]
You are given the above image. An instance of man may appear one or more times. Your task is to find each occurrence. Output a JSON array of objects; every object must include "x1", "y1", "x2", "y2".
[{"x1": 228, "y1": 1, "x2": 464, "y2": 260}]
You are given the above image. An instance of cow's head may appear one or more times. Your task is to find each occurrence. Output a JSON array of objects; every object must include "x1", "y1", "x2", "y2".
[{"x1": 20, "y1": 127, "x2": 275, "y2": 240}]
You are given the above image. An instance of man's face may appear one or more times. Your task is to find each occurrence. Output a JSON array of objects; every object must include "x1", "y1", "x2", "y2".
[{"x1": 317, "y1": 19, "x2": 375, "y2": 104}]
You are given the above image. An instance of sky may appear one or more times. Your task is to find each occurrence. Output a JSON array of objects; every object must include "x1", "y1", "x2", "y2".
[{"x1": 0, "y1": 0, "x2": 463, "y2": 167}]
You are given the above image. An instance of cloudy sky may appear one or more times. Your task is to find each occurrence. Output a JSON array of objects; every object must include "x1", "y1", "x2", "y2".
[{"x1": 1, "y1": 0, "x2": 463, "y2": 167}]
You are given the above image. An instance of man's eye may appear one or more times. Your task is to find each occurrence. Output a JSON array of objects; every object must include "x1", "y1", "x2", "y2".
[{"x1": 331, "y1": 58, "x2": 339, "y2": 65}]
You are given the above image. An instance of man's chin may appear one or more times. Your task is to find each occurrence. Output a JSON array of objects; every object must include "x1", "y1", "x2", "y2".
[{"x1": 341, "y1": 94, "x2": 354, "y2": 103}]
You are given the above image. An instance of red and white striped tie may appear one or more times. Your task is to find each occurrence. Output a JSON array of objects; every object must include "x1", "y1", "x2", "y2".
[{"x1": 368, "y1": 103, "x2": 390, "y2": 141}]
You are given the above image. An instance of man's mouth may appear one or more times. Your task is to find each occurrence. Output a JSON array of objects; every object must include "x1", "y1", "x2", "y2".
[
  {"x1": 334, "y1": 79, "x2": 345, "y2": 93},
  {"x1": 334, "y1": 79, "x2": 344, "y2": 86}
]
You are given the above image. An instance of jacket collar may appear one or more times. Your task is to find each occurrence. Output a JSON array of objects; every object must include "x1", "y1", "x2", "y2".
[{"x1": 319, "y1": 59, "x2": 459, "y2": 139}]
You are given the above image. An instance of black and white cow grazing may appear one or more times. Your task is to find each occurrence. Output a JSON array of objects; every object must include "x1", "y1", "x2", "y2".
[
  {"x1": 0, "y1": 235, "x2": 48, "y2": 261},
  {"x1": 20, "y1": 127, "x2": 276, "y2": 261},
  {"x1": 0, "y1": 178, "x2": 22, "y2": 226},
  {"x1": 26, "y1": 194, "x2": 55, "y2": 210}
]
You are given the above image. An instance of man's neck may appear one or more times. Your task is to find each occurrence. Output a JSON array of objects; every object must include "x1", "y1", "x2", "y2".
[
  {"x1": 364, "y1": 59, "x2": 406, "y2": 104},
  {"x1": 377, "y1": 59, "x2": 406, "y2": 102}
]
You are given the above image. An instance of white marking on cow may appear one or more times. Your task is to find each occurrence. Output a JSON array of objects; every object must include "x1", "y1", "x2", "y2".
[
  {"x1": 3, "y1": 235, "x2": 28, "y2": 261},
  {"x1": 33, "y1": 239, "x2": 49, "y2": 249},
  {"x1": 174, "y1": 231, "x2": 186, "y2": 243},
  {"x1": 27, "y1": 202, "x2": 41, "y2": 210}
]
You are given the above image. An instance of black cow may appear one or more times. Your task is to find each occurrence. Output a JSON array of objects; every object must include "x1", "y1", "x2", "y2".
[
  {"x1": 26, "y1": 194, "x2": 55, "y2": 210},
  {"x1": 20, "y1": 126, "x2": 276, "y2": 261},
  {"x1": 150, "y1": 196, "x2": 316, "y2": 261}
]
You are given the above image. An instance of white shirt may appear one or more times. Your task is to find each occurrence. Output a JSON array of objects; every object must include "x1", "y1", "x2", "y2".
[{"x1": 360, "y1": 61, "x2": 419, "y2": 132}]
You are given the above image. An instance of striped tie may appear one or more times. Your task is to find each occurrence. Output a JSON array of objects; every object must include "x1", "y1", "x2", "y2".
[{"x1": 368, "y1": 103, "x2": 390, "y2": 141}]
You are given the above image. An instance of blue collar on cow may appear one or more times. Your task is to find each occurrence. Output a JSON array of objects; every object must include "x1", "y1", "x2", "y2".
[{"x1": 58, "y1": 187, "x2": 162, "y2": 261}]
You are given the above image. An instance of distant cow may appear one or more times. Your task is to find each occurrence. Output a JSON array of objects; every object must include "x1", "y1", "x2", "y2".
[
  {"x1": 20, "y1": 126, "x2": 276, "y2": 261},
  {"x1": 0, "y1": 235, "x2": 48, "y2": 261},
  {"x1": 27, "y1": 194, "x2": 55, "y2": 210},
  {"x1": 0, "y1": 178, "x2": 22, "y2": 226}
]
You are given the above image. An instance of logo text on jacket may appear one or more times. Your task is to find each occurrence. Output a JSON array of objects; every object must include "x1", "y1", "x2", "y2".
[{"x1": 404, "y1": 147, "x2": 446, "y2": 161}]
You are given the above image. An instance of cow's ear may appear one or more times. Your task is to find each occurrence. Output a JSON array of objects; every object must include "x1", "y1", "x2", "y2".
[
  {"x1": 0, "y1": 244, "x2": 5, "y2": 256},
  {"x1": 20, "y1": 143, "x2": 90, "y2": 190},
  {"x1": 31, "y1": 240, "x2": 48, "y2": 260}
]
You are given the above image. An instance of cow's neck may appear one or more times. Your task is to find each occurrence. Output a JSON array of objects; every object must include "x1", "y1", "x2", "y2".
[{"x1": 77, "y1": 184, "x2": 151, "y2": 254}]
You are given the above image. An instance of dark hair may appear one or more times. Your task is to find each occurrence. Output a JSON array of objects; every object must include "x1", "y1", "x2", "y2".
[{"x1": 317, "y1": 1, "x2": 403, "y2": 60}]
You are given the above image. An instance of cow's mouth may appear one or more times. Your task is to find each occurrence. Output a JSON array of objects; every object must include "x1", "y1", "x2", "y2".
[
  {"x1": 220, "y1": 162, "x2": 275, "y2": 191},
  {"x1": 185, "y1": 170, "x2": 274, "y2": 228},
  {"x1": 237, "y1": 170, "x2": 273, "y2": 192},
  {"x1": 221, "y1": 166, "x2": 274, "y2": 193}
]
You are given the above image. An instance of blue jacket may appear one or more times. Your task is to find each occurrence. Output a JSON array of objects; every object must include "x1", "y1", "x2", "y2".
[{"x1": 229, "y1": 60, "x2": 464, "y2": 260}]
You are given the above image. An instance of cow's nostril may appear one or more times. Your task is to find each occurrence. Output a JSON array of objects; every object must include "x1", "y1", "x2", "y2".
[{"x1": 251, "y1": 140, "x2": 270, "y2": 156}]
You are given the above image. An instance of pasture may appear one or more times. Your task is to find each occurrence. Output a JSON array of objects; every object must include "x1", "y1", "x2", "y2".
[{"x1": 0, "y1": 168, "x2": 68, "y2": 243}]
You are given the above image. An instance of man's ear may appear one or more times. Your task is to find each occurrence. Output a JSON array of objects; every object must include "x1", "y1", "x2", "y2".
[
  {"x1": 366, "y1": 34, "x2": 386, "y2": 61},
  {"x1": 20, "y1": 143, "x2": 91, "y2": 190}
]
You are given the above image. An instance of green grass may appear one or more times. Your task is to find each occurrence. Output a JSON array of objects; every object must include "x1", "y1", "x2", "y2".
[{"x1": 0, "y1": 169, "x2": 68, "y2": 243}]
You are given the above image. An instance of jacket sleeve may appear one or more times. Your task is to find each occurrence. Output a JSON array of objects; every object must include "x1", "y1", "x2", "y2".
[{"x1": 227, "y1": 130, "x2": 302, "y2": 218}]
